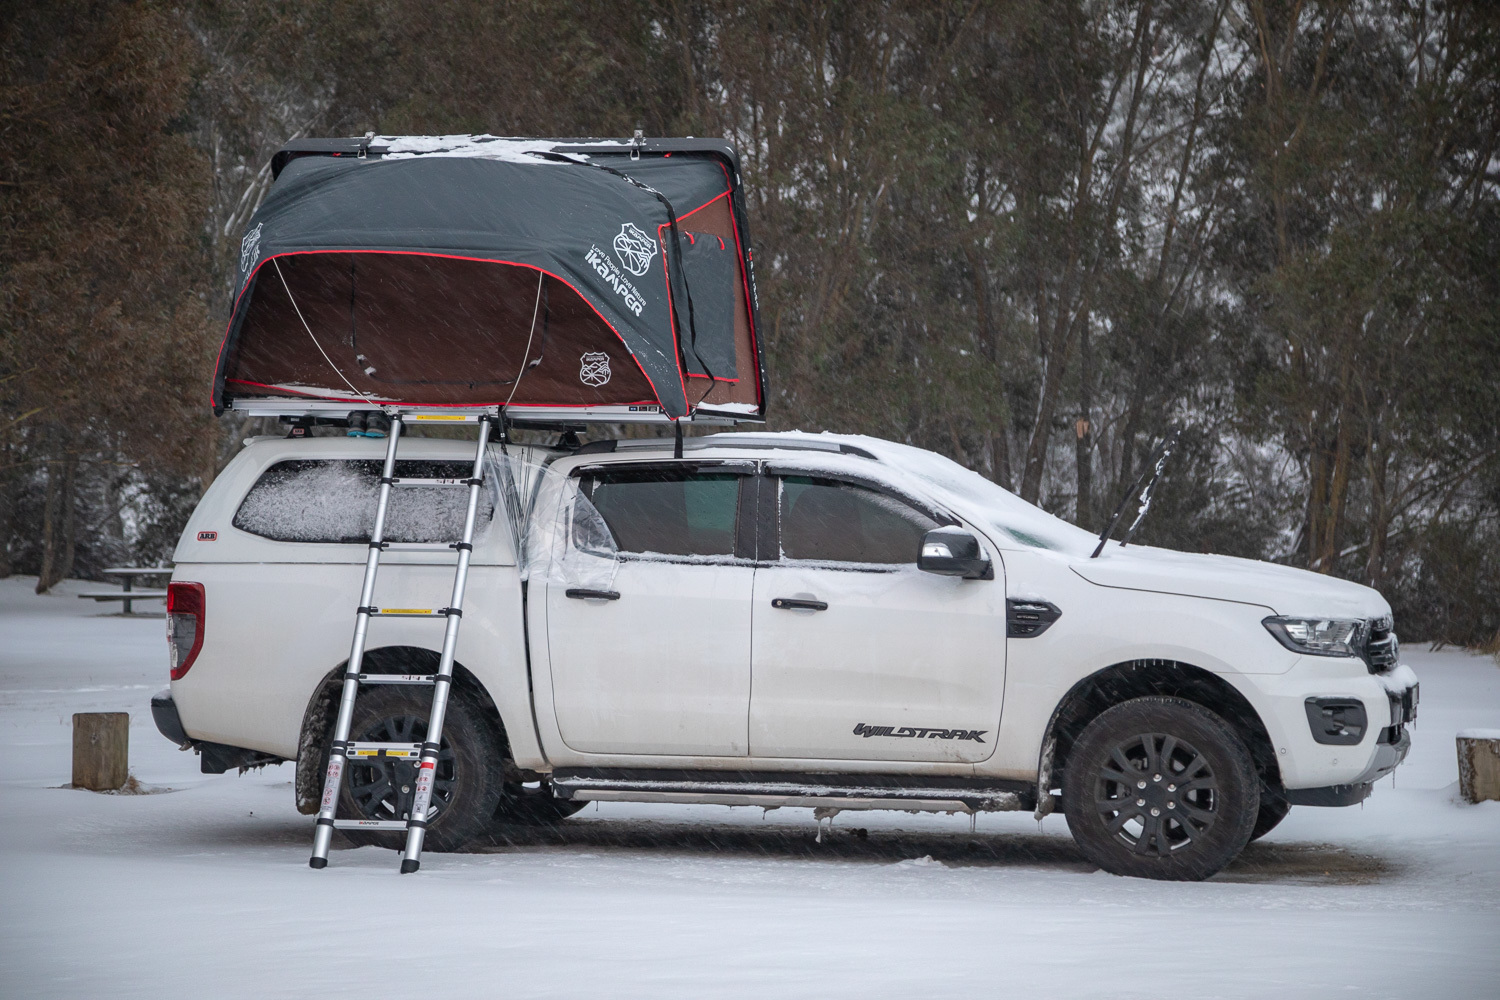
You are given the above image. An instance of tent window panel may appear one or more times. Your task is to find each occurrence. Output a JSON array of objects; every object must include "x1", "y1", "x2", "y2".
[
  {"x1": 777, "y1": 476, "x2": 937, "y2": 565},
  {"x1": 680, "y1": 232, "x2": 738, "y2": 380},
  {"x1": 582, "y1": 471, "x2": 741, "y2": 558},
  {"x1": 226, "y1": 253, "x2": 661, "y2": 408}
]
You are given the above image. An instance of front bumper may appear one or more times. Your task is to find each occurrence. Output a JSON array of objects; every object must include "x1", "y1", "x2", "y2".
[
  {"x1": 1247, "y1": 658, "x2": 1418, "y2": 795},
  {"x1": 1286, "y1": 726, "x2": 1412, "y2": 806}
]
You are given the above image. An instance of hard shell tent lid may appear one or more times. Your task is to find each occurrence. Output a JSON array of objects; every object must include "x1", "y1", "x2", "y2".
[{"x1": 212, "y1": 135, "x2": 766, "y2": 422}]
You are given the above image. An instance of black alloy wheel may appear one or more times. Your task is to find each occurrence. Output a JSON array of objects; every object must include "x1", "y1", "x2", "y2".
[
  {"x1": 333, "y1": 685, "x2": 504, "y2": 853},
  {"x1": 346, "y1": 713, "x2": 457, "y2": 826},
  {"x1": 1063, "y1": 697, "x2": 1258, "y2": 881}
]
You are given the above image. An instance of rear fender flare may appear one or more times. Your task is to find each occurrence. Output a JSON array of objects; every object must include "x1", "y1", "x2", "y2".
[{"x1": 293, "y1": 645, "x2": 511, "y2": 814}]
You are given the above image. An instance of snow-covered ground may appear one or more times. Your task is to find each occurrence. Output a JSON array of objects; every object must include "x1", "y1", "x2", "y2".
[{"x1": 1, "y1": 576, "x2": 1496, "y2": 999}]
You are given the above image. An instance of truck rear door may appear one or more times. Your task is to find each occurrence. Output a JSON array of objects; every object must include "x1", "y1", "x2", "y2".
[{"x1": 544, "y1": 462, "x2": 757, "y2": 756}]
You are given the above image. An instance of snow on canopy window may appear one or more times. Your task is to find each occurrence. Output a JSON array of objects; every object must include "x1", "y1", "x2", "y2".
[
  {"x1": 581, "y1": 470, "x2": 741, "y2": 557},
  {"x1": 233, "y1": 459, "x2": 493, "y2": 544},
  {"x1": 778, "y1": 476, "x2": 937, "y2": 565}
]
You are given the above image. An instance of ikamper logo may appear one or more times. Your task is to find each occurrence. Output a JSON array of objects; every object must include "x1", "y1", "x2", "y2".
[
  {"x1": 612, "y1": 222, "x2": 656, "y2": 276},
  {"x1": 579, "y1": 352, "x2": 612, "y2": 386}
]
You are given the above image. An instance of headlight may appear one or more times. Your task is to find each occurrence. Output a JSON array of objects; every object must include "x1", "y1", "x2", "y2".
[{"x1": 1262, "y1": 616, "x2": 1362, "y2": 657}]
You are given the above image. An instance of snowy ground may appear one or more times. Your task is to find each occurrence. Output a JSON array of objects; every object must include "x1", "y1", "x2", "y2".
[{"x1": 1, "y1": 576, "x2": 1497, "y2": 999}]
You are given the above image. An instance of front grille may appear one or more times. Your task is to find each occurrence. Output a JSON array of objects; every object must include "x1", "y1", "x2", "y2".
[{"x1": 1360, "y1": 615, "x2": 1398, "y2": 674}]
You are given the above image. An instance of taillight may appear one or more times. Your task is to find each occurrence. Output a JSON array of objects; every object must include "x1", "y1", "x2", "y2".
[{"x1": 166, "y1": 582, "x2": 205, "y2": 680}]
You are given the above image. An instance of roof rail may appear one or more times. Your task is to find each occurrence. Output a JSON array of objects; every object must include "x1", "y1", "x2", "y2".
[{"x1": 574, "y1": 436, "x2": 878, "y2": 461}]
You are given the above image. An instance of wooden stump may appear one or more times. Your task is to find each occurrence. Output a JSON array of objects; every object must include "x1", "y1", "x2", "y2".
[
  {"x1": 1457, "y1": 730, "x2": 1500, "y2": 804},
  {"x1": 73, "y1": 712, "x2": 129, "y2": 791}
]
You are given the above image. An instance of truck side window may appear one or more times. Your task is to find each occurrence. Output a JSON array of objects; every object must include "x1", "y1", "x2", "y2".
[
  {"x1": 778, "y1": 476, "x2": 937, "y2": 565},
  {"x1": 582, "y1": 470, "x2": 741, "y2": 558},
  {"x1": 233, "y1": 459, "x2": 492, "y2": 543}
]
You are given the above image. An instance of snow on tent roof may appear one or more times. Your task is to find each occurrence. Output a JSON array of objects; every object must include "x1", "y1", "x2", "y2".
[{"x1": 212, "y1": 135, "x2": 765, "y2": 422}]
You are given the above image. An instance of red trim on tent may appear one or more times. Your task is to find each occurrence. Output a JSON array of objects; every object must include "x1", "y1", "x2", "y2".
[
  {"x1": 214, "y1": 250, "x2": 669, "y2": 412},
  {"x1": 226, "y1": 378, "x2": 660, "y2": 409},
  {"x1": 658, "y1": 221, "x2": 736, "y2": 387},
  {"x1": 716, "y1": 161, "x2": 764, "y2": 409},
  {"x1": 657, "y1": 188, "x2": 741, "y2": 388},
  {"x1": 676, "y1": 189, "x2": 730, "y2": 223}
]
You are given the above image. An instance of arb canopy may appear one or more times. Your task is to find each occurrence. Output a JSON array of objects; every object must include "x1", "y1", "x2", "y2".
[{"x1": 213, "y1": 135, "x2": 765, "y2": 422}]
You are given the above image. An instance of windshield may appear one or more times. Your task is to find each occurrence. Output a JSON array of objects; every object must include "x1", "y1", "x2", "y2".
[{"x1": 837, "y1": 436, "x2": 1098, "y2": 556}]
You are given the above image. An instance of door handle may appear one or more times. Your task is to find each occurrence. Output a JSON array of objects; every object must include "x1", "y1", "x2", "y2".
[
  {"x1": 565, "y1": 588, "x2": 620, "y2": 601},
  {"x1": 771, "y1": 597, "x2": 827, "y2": 611}
]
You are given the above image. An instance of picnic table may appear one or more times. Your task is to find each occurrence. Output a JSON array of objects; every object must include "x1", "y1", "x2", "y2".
[{"x1": 77, "y1": 567, "x2": 171, "y2": 614}]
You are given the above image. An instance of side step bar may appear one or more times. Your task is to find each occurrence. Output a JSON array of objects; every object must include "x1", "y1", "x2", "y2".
[{"x1": 550, "y1": 769, "x2": 1034, "y2": 814}]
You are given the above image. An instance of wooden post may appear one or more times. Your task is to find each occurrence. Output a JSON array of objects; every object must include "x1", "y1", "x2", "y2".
[
  {"x1": 1457, "y1": 730, "x2": 1500, "y2": 805},
  {"x1": 72, "y1": 712, "x2": 129, "y2": 791}
]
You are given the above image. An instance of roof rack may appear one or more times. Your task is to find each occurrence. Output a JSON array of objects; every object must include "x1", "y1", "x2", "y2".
[{"x1": 574, "y1": 435, "x2": 878, "y2": 461}]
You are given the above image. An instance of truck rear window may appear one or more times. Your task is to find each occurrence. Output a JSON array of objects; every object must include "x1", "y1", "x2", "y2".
[{"x1": 233, "y1": 459, "x2": 494, "y2": 544}]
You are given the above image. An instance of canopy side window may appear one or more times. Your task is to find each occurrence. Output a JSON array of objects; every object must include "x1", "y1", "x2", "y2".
[
  {"x1": 771, "y1": 475, "x2": 940, "y2": 567},
  {"x1": 577, "y1": 465, "x2": 754, "y2": 561},
  {"x1": 232, "y1": 459, "x2": 495, "y2": 544}
]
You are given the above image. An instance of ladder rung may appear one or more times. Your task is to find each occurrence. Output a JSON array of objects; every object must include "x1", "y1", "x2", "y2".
[
  {"x1": 332, "y1": 819, "x2": 410, "y2": 830},
  {"x1": 357, "y1": 674, "x2": 436, "y2": 685},
  {"x1": 345, "y1": 742, "x2": 422, "y2": 759},
  {"x1": 380, "y1": 542, "x2": 457, "y2": 551},
  {"x1": 367, "y1": 608, "x2": 451, "y2": 618},
  {"x1": 390, "y1": 477, "x2": 478, "y2": 488}
]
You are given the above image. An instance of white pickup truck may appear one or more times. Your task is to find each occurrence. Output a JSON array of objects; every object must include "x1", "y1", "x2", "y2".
[{"x1": 151, "y1": 427, "x2": 1418, "y2": 880}]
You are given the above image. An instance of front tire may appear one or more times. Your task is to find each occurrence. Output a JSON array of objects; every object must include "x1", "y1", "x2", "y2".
[
  {"x1": 335, "y1": 686, "x2": 504, "y2": 853},
  {"x1": 1062, "y1": 697, "x2": 1259, "y2": 881}
]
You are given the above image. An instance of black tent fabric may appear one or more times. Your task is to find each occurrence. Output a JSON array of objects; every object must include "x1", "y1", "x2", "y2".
[{"x1": 213, "y1": 136, "x2": 764, "y2": 420}]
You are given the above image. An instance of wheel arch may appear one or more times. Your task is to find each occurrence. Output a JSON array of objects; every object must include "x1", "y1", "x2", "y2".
[
  {"x1": 293, "y1": 645, "x2": 515, "y2": 815},
  {"x1": 1036, "y1": 659, "x2": 1282, "y2": 815}
]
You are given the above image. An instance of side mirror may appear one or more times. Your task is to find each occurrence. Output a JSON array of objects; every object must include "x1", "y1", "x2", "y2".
[{"x1": 918, "y1": 527, "x2": 993, "y2": 580}]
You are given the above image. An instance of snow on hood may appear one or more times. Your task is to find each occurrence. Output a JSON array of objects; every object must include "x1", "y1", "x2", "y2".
[
  {"x1": 1072, "y1": 546, "x2": 1390, "y2": 618},
  {"x1": 738, "y1": 431, "x2": 1390, "y2": 620}
]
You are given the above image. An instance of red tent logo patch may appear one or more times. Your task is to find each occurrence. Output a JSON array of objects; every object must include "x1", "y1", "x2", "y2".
[
  {"x1": 579, "y1": 352, "x2": 612, "y2": 387},
  {"x1": 613, "y1": 223, "x2": 655, "y2": 277}
]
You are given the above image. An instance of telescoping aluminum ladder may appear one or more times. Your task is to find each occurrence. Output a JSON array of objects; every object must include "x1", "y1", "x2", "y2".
[{"x1": 308, "y1": 410, "x2": 494, "y2": 874}]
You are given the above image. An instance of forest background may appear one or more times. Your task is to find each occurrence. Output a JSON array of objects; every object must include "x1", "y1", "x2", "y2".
[{"x1": 3, "y1": 0, "x2": 1498, "y2": 647}]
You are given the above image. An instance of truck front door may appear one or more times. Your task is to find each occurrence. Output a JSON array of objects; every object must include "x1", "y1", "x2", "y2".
[
  {"x1": 748, "y1": 471, "x2": 1007, "y2": 763},
  {"x1": 545, "y1": 463, "x2": 756, "y2": 756}
]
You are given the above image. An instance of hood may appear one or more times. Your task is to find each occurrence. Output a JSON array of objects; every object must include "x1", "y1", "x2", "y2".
[{"x1": 1071, "y1": 545, "x2": 1391, "y2": 619}]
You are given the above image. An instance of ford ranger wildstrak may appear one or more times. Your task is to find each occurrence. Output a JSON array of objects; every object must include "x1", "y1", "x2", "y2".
[{"x1": 151, "y1": 426, "x2": 1418, "y2": 881}]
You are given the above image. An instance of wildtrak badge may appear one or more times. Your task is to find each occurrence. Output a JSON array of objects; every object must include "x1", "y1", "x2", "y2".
[{"x1": 852, "y1": 722, "x2": 987, "y2": 743}]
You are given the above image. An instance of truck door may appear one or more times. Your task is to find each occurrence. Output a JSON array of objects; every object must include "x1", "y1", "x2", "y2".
[
  {"x1": 748, "y1": 471, "x2": 1006, "y2": 763},
  {"x1": 545, "y1": 462, "x2": 756, "y2": 756}
]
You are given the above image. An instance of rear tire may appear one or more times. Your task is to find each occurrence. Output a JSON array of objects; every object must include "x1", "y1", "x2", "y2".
[
  {"x1": 1062, "y1": 697, "x2": 1258, "y2": 881},
  {"x1": 334, "y1": 686, "x2": 504, "y2": 853}
]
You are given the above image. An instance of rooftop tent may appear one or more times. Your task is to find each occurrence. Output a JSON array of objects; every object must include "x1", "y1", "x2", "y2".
[{"x1": 212, "y1": 135, "x2": 766, "y2": 422}]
